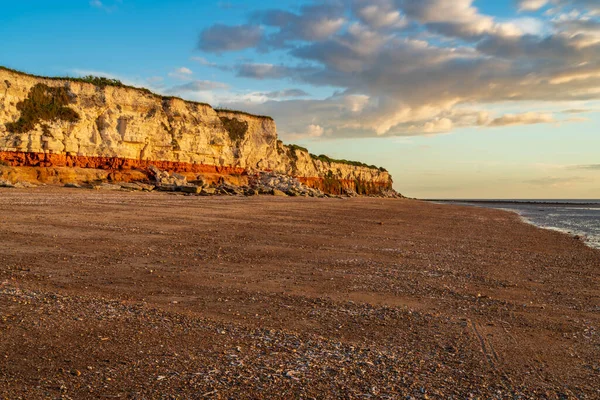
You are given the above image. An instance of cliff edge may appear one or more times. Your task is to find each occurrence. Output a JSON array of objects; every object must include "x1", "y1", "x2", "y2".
[{"x1": 0, "y1": 67, "x2": 395, "y2": 195}]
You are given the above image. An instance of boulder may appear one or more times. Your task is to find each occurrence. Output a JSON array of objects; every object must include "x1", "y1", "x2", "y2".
[
  {"x1": 149, "y1": 165, "x2": 187, "y2": 187},
  {"x1": 13, "y1": 181, "x2": 38, "y2": 188},
  {"x1": 137, "y1": 183, "x2": 155, "y2": 192},
  {"x1": 0, "y1": 179, "x2": 15, "y2": 188},
  {"x1": 155, "y1": 185, "x2": 178, "y2": 192},
  {"x1": 96, "y1": 183, "x2": 123, "y2": 191},
  {"x1": 180, "y1": 185, "x2": 202, "y2": 194},
  {"x1": 272, "y1": 189, "x2": 287, "y2": 197}
]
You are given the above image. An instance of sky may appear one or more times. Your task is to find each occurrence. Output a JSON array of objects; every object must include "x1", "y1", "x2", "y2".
[{"x1": 1, "y1": 0, "x2": 599, "y2": 199}]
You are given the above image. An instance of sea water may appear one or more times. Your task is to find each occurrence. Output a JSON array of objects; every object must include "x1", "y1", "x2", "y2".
[{"x1": 443, "y1": 200, "x2": 600, "y2": 250}]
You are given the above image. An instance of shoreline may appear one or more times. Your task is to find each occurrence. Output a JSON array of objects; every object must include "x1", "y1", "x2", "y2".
[
  {"x1": 426, "y1": 199, "x2": 600, "y2": 207},
  {"x1": 426, "y1": 199, "x2": 600, "y2": 250},
  {"x1": 1, "y1": 189, "x2": 599, "y2": 398}
]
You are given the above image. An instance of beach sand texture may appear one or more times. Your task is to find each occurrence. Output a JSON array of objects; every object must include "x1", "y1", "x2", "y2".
[{"x1": 0, "y1": 189, "x2": 598, "y2": 398}]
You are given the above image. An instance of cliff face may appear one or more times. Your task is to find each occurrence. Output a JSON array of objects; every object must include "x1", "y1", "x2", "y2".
[{"x1": 0, "y1": 68, "x2": 393, "y2": 194}]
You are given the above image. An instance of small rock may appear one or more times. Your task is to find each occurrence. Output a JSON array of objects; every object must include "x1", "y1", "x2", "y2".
[
  {"x1": 0, "y1": 179, "x2": 14, "y2": 188},
  {"x1": 272, "y1": 189, "x2": 287, "y2": 197},
  {"x1": 13, "y1": 181, "x2": 38, "y2": 188},
  {"x1": 156, "y1": 184, "x2": 178, "y2": 192},
  {"x1": 180, "y1": 185, "x2": 202, "y2": 194},
  {"x1": 119, "y1": 182, "x2": 143, "y2": 191},
  {"x1": 201, "y1": 187, "x2": 217, "y2": 196},
  {"x1": 97, "y1": 183, "x2": 123, "y2": 191}
]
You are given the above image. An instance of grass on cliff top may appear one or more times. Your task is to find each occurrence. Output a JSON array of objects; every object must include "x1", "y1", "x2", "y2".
[
  {"x1": 215, "y1": 107, "x2": 273, "y2": 120},
  {"x1": 285, "y1": 143, "x2": 387, "y2": 172},
  {"x1": 0, "y1": 66, "x2": 271, "y2": 120},
  {"x1": 310, "y1": 153, "x2": 387, "y2": 172}
]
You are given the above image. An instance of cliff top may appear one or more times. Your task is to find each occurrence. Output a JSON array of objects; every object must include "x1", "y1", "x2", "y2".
[{"x1": 0, "y1": 66, "x2": 273, "y2": 120}]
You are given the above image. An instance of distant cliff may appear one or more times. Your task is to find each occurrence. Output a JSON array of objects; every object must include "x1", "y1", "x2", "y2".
[{"x1": 0, "y1": 67, "x2": 394, "y2": 195}]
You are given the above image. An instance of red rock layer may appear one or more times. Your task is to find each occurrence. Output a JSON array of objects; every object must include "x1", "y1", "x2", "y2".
[
  {"x1": 0, "y1": 151, "x2": 246, "y2": 175},
  {"x1": 0, "y1": 151, "x2": 391, "y2": 195}
]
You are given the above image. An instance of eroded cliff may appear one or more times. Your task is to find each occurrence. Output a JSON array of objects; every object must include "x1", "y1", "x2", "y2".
[{"x1": 0, "y1": 67, "x2": 394, "y2": 194}]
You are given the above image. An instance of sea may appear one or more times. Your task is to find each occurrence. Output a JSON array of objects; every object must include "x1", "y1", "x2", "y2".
[{"x1": 434, "y1": 200, "x2": 600, "y2": 250}]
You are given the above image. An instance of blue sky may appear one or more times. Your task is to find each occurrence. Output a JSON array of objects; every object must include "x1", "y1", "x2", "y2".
[{"x1": 2, "y1": 0, "x2": 599, "y2": 198}]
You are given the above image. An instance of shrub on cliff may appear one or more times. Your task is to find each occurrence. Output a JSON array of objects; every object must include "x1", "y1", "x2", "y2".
[
  {"x1": 76, "y1": 75, "x2": 124, "y2": 88},
  {"x1": 5, "y1": 83, "x2": 80, "y2": 133},
  {"x1": 220, "y1": 117, "x2": 248, "y2": 143}
]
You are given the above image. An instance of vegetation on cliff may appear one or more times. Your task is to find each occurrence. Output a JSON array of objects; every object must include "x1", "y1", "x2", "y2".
[
  {"x1": 284, "y1": 144, "x2": 387, "y2": 172},
  {"x1": 310, "y1": 153, "x2": 387, "y2": 172},
  {"x1": 220, "y1": 117, "x2": 248, "y2": 143},
  {"x1": 5, "y1": 83, "x2": 80, "y2": 133},
  {"x1": 215, "y1": 108, "x2": 273, "y2": 120}
]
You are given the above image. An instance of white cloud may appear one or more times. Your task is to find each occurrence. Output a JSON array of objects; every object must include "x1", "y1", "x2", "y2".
[
  {"x1": 190, "y1": 57, "x2": 218, "y2": 67},
  {"x1": 488, "y1": 112, "x2": 556, "y2": 126},
  {"x1": 518, "y1": 0, "x2": 549, "y2": 12},
  {"x1": 167, "y1": 80, "x2": 229, "y2": 94},
  {"x1": 354, "y1": 0, "x2": 407, "y2": 29},
  {"x1": 260, "y1": 89, "x2": 310, "y2": 98},
  {"x1": 168, "y1": 67, "x2": 193, "y2": 80}
]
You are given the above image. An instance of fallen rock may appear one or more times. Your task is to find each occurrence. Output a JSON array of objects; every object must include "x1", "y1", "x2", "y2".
[
  {"x1": 201, "y1": 187, "x2": 216, "y2": 196},
  {"x1": 272, "y1": 189, "x2": 287, "y2": 197},
  {"x1": 120, "y1": 182, "x2": 144, "y2": 191},
  {"x1": 96, "y1": 183, "x2": 123, "y2": 191},
  {"x1": 64, "y1": 182, "x2": 82, "y2": 189},
  {"x1": 0, "y1": 179, "x2": 14, "y2": 188},
  {"x1": 180, "y1": 186, "x2": 202, "y2": 194},
  {"x1": 249, "y1": 172, "x2": 326, "y2": 198},
  {"x1": 149, "y1": 165, "x2": 188, "y2": 187},
  {"x1": 156, "y1": 185, "x2": 178, "y2": 192},
  {"x1": 218, "y1": 183, "x2": 242, "y2": 195}
]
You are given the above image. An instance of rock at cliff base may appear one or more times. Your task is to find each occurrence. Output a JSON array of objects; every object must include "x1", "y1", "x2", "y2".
[
  {"x1": 200, "y1": 187, "x2": 216, "y2": 196},
  {"x1": 1, "y1": 180, "x2": 38, "y2": 188},
  {"x1": 272, "y1": 189, "x2": 287, "y2": 197},
  {"x1": 180, "y1": 186, "x2": 202, "y2": 194},
  {"x1": 94, "y1": 183, "x2": 123, "y2": 191},
  {"x1": 15, "y1": 181, "x2": 38, "y2": 188},
  {"x1": 148, "y1": 166, "x2": 189, "y2": 188},
  {"x1": 119, "y1": 182, "x2": 143, "y2": 191},
  {"x1": 64, "y1": 182, "x2": 82, "y2": 189}
]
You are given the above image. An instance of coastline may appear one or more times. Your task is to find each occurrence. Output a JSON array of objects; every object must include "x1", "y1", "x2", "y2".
[
  {"x1": 427, "y1": 199, "x2": 600, "y2": 206},
  {"x1": 428, "y1": 199, "x2": 600, "y2": 250},
  {"x1": 1, "y1": 189, "x2": 599, "y2": 398}
]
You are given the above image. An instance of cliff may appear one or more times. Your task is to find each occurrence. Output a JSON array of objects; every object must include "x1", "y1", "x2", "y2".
[{"x1": 0, "y1": 67, "x2": 394, "y2": 194}]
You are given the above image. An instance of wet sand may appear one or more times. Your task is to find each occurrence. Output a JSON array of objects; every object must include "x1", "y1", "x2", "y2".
[{"x1": 0, "y1": 188, "x2": 598, "y2": 399}]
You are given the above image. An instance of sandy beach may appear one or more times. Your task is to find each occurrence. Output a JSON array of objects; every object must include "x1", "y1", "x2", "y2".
[{"x1": 0, "y1": 188, "x2": 598, "y2": 399}]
